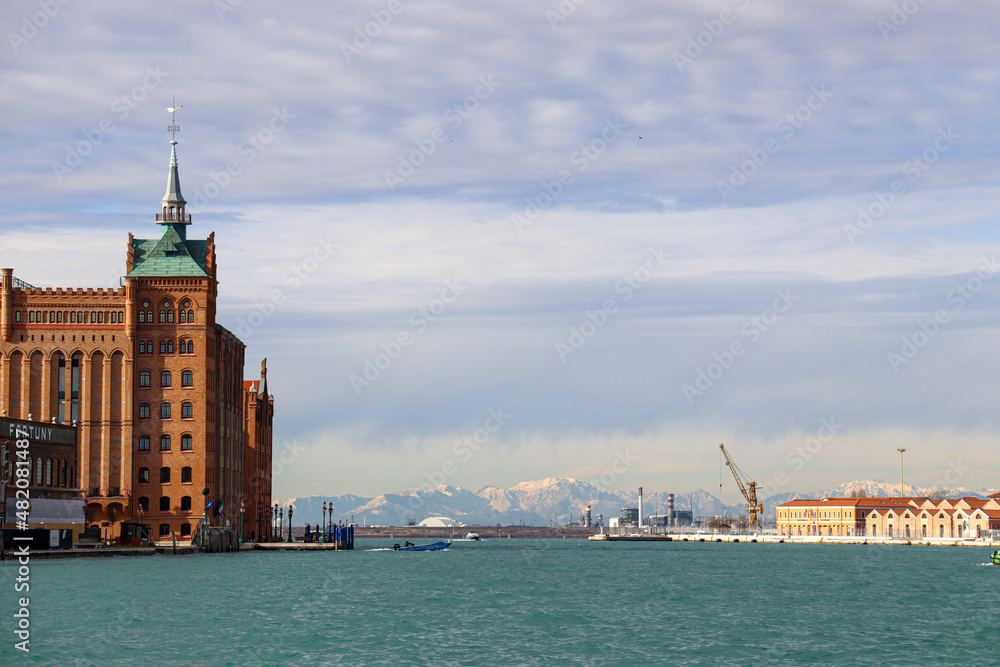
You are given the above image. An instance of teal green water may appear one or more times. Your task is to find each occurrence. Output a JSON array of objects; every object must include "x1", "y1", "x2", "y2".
[{"x1": 2, "y1": 540, "x2": 999, "y2": 666}]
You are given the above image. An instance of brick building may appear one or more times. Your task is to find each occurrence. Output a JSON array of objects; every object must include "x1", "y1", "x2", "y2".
[
  {"x1": 243, "y1": 359, "x2": 274, "y2": 541},
  {"x1": 0, "y1": 132, "x2": 273, "y2": 543}
]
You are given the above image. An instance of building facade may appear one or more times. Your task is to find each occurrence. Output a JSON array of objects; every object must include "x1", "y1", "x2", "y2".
[
  {"x1": 777, "y1": 495, "x2": 1000, "y2": 539},
  {"x1": 0, "y1": 133, "x2": 273, "y2": 543},
  {"x1": 243, "y1": 359, "x2": 274, "y2": 541}
]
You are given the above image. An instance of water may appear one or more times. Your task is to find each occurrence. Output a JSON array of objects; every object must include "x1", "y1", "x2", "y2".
[{"x1": 2, "y1": 539, "x2": 998, "y2": 665}]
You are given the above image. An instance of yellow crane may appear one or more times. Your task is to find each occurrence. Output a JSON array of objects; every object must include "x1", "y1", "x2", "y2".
[{"x1": 719, "y1": 443, "x2": 764, "y2": 530}]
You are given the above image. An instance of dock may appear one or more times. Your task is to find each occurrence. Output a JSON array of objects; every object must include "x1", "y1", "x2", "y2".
[{"x1": 588, "y1": 533, "x2": 1000, "y2": 547}]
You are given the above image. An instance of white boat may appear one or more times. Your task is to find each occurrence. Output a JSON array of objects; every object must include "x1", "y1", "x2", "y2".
[{"x1": 464, "y1": 531, "x2": 480, "y2": 541}]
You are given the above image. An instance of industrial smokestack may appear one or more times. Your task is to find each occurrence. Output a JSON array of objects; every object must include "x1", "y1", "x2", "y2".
[
  {"x1": 668, "y1": 493, "x2": 675, "y2": 528},
  {"x1": 638, "y1": 487, "x2": 643, "y2": 529}
]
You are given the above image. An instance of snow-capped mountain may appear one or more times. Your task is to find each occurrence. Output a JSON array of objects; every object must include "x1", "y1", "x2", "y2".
[{"x1": 276, "y1": 477, "x2": 998, "y2": 527}]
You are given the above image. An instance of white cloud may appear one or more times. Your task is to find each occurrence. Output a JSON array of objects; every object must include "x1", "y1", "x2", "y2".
[{"x1": 2, "y1": 1, "x2": 999, "y2": 498}]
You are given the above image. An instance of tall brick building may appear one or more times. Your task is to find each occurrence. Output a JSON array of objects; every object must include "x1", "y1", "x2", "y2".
[{"x1": 0, "y1": 132, "x2": 274, "y2": 543}]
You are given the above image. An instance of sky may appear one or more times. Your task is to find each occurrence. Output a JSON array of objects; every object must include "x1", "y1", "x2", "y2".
[{"x1": 2, "y1": 1, "x2": 999, "y2": 503}]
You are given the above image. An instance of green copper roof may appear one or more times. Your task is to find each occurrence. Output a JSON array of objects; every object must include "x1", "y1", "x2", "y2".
[
  {"x1": 128, "y1": 137, "x2": 208, "y2": 278},
  {"x1": 128, "y1": 225, "x2": 209, "y2": 277}
]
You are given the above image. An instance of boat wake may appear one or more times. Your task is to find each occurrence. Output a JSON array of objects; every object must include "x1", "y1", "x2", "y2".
[{"x1": 366, "y1": 548, "x2": 395, "y2": 552}]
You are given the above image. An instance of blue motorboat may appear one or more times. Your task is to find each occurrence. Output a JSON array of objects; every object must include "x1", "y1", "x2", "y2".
[{"x1": 392, "y1": 540, "x2": 451, "y2": 552}]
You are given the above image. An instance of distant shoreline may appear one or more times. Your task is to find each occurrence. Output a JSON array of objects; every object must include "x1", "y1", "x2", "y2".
[{"x1": 352, "y1": 525, "x2": 601, "y2": 539}]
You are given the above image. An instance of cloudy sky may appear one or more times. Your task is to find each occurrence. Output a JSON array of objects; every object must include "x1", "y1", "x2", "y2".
[{"x1": 2, "y1": 1, "x2": 999, "y2": 502}]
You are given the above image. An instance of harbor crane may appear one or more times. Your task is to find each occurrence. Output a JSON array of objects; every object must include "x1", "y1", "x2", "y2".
[{"x1": 719, "y1": 443, "x2": 764, "y2": 530}]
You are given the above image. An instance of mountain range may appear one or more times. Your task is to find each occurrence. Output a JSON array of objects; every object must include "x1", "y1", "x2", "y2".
[{"x1": 277, "y1": 477, "x2": 999, "y2": 527}]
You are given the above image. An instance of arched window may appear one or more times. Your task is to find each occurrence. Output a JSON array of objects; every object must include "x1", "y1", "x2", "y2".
[
  {"x1": 180, "y1": 523, "x2": 192, "y2": 537},
  {"x1": 181, "y1": 402, "x2": 193, "y2": 419},
  {"x1": 138, "y1": 435, "x2": 150, "y2": 451},
  {"x1": 159, "y1": 311, "x2": 166, "y2": 323},
  {"x1": 167, "y1": 340, "x2": 174, "y2": 354},
  {"x1": 139, "y1": 403, "x2": 150, "y2": 419},
  {"x1": 138, "y1": 497, "x2": 149, "y2": 512},
  {"x1": 160, "y1": 340, "x2": 166, "y2": 354},
  {"x1": 187, "y1": 310, "x2": 194, "y2": 322},
  {"x1": 139, "y1": 371, "x2": 150, "y2": 387},
  {"x1": 159, "y1": 496, "x2": 170, "y2": 512},
  {"x1": 181, "y1": 496, "x2": 192, "y2": 511},
  {"x1": 160, "y1": 467, "x2": 170, "y2": 484},
  {"x1": 179, "y1": 310, "x2": 187, "y2": 323},
  {"x1": 181, "y1": 467, "x2": 192, "y2": 483},
  {"x1": 161, "y1": 402, "x2": 171, "y2": 419},
  {"x1": 59, "y1": 460, "x2": 67, "y2": 486},
  {"x1": 167, "y1": 310, "x2": 174, "y2": 323},
  {"x1": 187, "y1": 341, "x2": 194, "y2": 354},
  {"x1": 182, "y1": 370, "x2": 193, "y2": 387},
  {"x1": 181, "y1": 434, "x2": 193, "y2": 451},
  {"x1": 139, "y1": 341, "x2": 146, "y2": 354},
  {"x1": 36, "y1": 457, "x2": 43, "y2": 485},
  {"x1": 159, "y1": 523, "x2": 171, "y2": 537},
  {"x1": 45, "y1": 458, "x2": 52, "y2": 486},
  {"x1": 139, "y1": 467, "x2": 150, "y2": 483},
  {"x1": 161, "y1": 371, "x2": 171, "y2": 387},
  {"x1": 160, "y1": 435, "x2": 171, "y2": 451},
  {"x1": 146, "y1": 310, "x2": 153, "y2": 321}
]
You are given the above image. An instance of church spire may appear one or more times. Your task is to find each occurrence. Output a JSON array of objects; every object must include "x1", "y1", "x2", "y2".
[{"x1": 158, "y1": 98, "x2": 190, "y2": 237}]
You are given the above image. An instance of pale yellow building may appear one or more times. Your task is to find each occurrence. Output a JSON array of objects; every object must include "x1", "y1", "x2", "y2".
[{"x1": 777, "y1": 494, "x2": 1000, "y2": 539}]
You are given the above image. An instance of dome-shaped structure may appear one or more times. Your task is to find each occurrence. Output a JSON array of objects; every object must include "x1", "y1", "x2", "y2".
[{"x1": 417, "y1": 516, "x2": 463, "y2": 528}]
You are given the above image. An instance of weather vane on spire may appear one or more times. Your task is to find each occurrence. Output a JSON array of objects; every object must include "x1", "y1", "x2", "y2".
[{"x1": 167, "y1": 95, "x2": 182, "y2": 142}]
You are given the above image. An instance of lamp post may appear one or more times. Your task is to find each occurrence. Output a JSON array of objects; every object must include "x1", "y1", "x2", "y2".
[
  {"x1": 273, "y1": 503, "x2": 278, "y2": 542},
  {"x1": 240, "y1": 502, "x2": 245, "y2": 544},
  {"x1": 201, "y1": 487, "x2": 210, "y2": 547},
  {"x1": 897, "y1": 447, "x2": 907, "y2": 498},
  {"x1": 321, "y1": 502, "x2": 327, "y2": 544},
  {"x1": 257, "y1": 501, "x2": 263, "y2": 543},
  {"x1": 137, "y1": 507, "x2": 144, "y2": 545},
  {"x1": 279, "y1": 507, "x2": 284, "y2": 540},
  {"x1": 287, "y1": 505, "x2": 294, "y2": 543}
]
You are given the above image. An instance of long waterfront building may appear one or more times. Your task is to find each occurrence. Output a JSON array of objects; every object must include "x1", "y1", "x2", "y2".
[{"x1": 777, "y1": 494, "x2": 1000, "y2": 539}]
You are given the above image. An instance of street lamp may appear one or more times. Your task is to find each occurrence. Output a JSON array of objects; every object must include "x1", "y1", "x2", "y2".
[
  {"x1": 137, "y1": 507, "x2": 145, "y2": 546},
  {"x1": 240, "y1": 502, "x2": 245, "y2": 544},
  {"x1": 287, "y1": 505, "x2": 294, "y2": 543},
  {"x1": 257, "y1": 501, "x2": 263, "y2": 543},
  {"x1": 279, "y1": 507, "x2": 284, "y2": 540},
  {"x1": 201, "y1": 487, "x2": 210, "y2": 547},
  {"x1": 273, "y1": 503, "x2": 278, "y2": 542},
  {"x1": 321, "y1": 502, "x2": 327, "y2": 544},
  {"x1": 897, "y1": 447, "x2": 907, "y2": 498}
]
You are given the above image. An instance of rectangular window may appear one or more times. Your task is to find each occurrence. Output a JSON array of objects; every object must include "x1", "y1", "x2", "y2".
[
  {"x1": 57, "y1": 311, "x2": 63, "y2": 323},
  {"x1": 138, "y1": 436, "x2": 150, "y2": 451},
  {"x1": 91, "y1": 312, "x2": 96, "y2": 323},
  {"x1": 98, "y1": 312, "x2": 104, "y2": 324},
  {"x1": 139, "y1": 404, "x2": 150, "y2": 419},
  {"x1": 161, "y1": 403, "x2": 171, "y2": 419},
  {"x1": 15, "y1": 311, "x2": 21, "y2": 322},
  {"x1": 28, "y1": 311, "x2": 34, "y2": 323},
  {"x1": 70, "y1": 311, "x2": 75, "y2": 323},
  {"x1": 182, "y1": 403, "x2": 192, "y2": 419}
]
